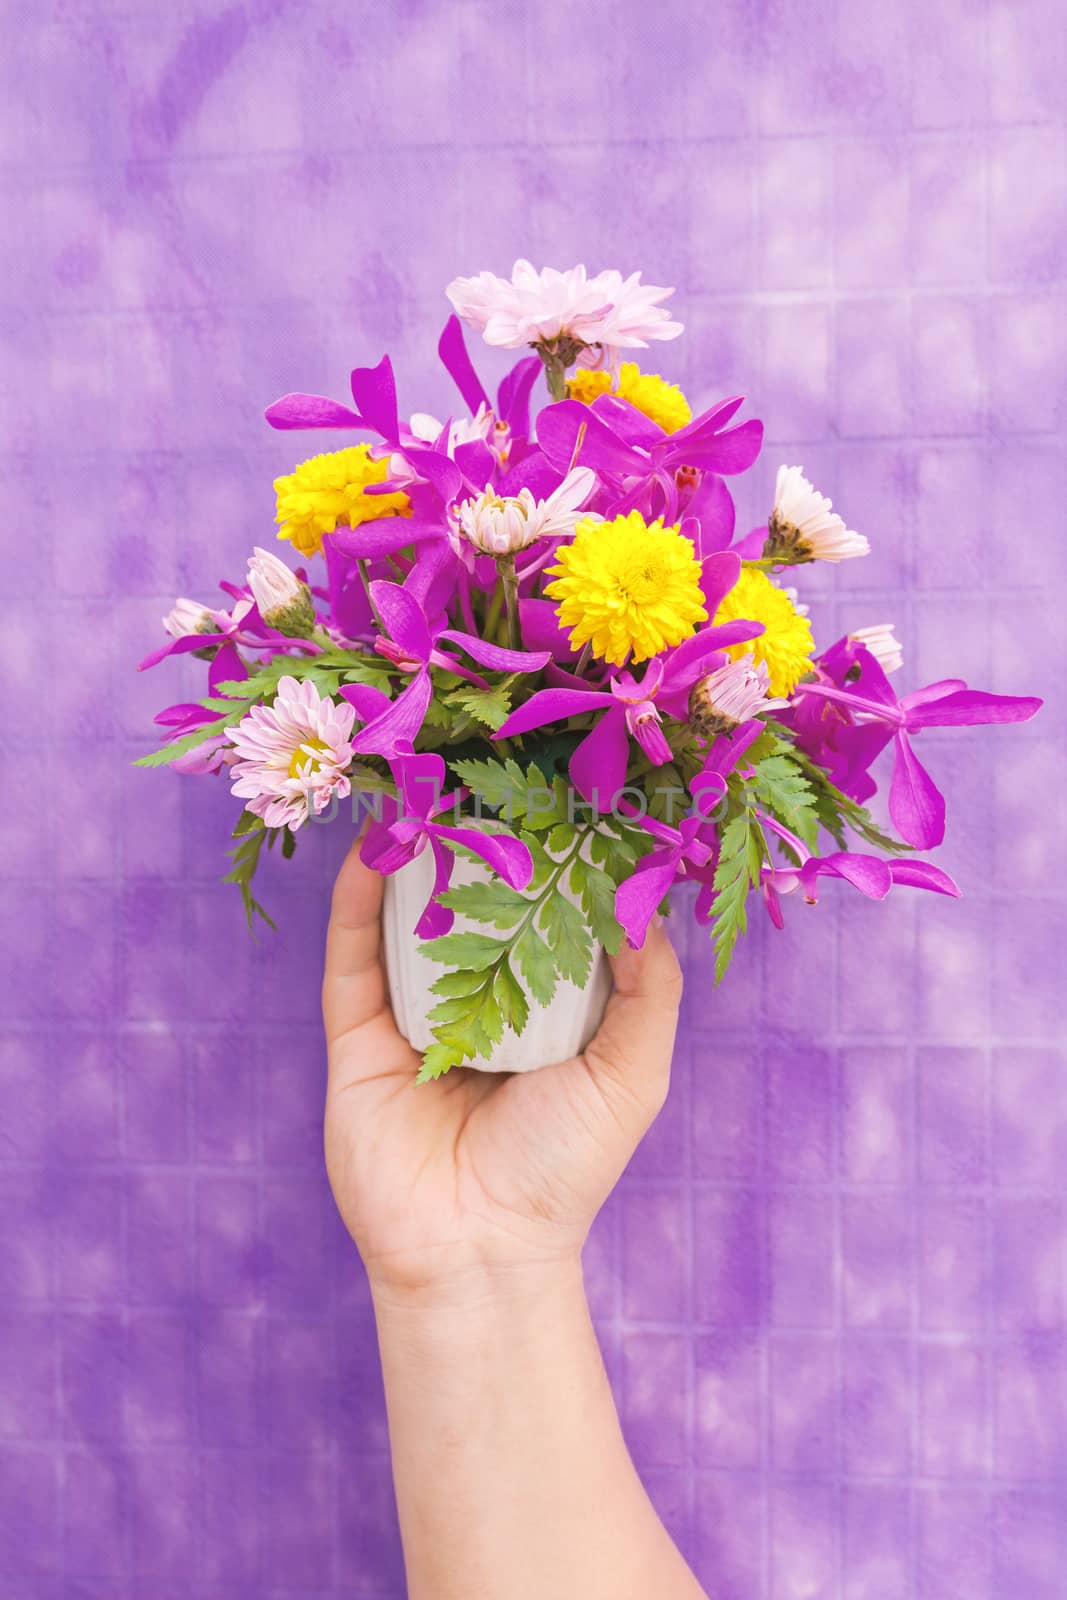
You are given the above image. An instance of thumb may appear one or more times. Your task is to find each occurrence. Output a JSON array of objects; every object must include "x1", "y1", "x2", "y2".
[{"x1": 581, "y1": 920, "x2": 684, "y2": 1120}]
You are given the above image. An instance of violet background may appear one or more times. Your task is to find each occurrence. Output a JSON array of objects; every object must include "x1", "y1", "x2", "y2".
[{"x1": 2, "y1": 0, "x2": 1065, "y2": 1594}]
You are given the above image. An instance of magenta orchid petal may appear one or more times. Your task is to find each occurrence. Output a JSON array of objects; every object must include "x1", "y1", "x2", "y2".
[
  {"x1": 536, "y1": 399, "x2": 648, "y2": 477},
  {"x1": 398, "y1": 446, "x2": 465, "y2": 503},
  {"x1": 264, "y1": 392, "x2": 367, "y2": 431},
  {"x1": 351, "y1": 666, "x2": 433, "y2": 758},
  {"x1": 570, "y1": 703, "x2": 630, "y2": 808},
  {"x1": 437, "y1": 315, "x2": 490, "y2": 415},
  {"x1": 322, "y1": 534, "x2": 374, "y2": 638},
  {"x1": 690, "y1": 769, "x2": 727, "y2": 817},
  {"x1": 517, "y1": 598, "x2": 580, "y2": 661},
  {"x1": 807, "y1": 852, "x2": 893, "y2": 900},
  {"x1": 496, "y1": 355, "x2": 542, "y2": 437},
  {"x1": 453, "y1": 437, "x2": 497, "y2": 488},
  {"x1": 615, "y1": 848, "x2": 682, "y2": 949},
  {"x1": 350, "y1": 354, "x2": 399, "y2": 441},
  {"x1": 429, "y1": 823, "x2": 534, "y2": 892},
  {"x1": 360, "y1": 811, "x2": 421, "y2": 877},
  {"x1": 703, "y1": 719, "x2": 766, "y2": 777},
  {"x1": 889, "y1": 860, "x2": 961, "y2": 897},
  {"x1": 699, "y1": 550, "x2": 742, "y2": 617},
  {"x1": 407, "y1": 540, "x2": 460, "y2": 622},
  {"x1": 589, "y1": 392, "x2": 666, "y2": 448},
  {"x1": 208, "y1": 640, "x2": 247, "y2": 693},
  {"x1": 339, "y1": 682, "x2": 393, "y2": 724},
  {"x1": 685, "y1": 474, "x2": 736, "y2": 555},
  {"x1": 889, "y1": 731, "x2": 946, "y2": 849},
  {"x1": 904, "y1": 688, "x2": 1043, "y2": 729},
  {"x1": 664, "y1": 416, "x2": 763, "y2": 475},
  {"x1": 391, "y1": 750, "x2": 448, "y2": 821},
  {"x1": 496, "y1": 685, "x2": 614, "y2": 741},
  {"x1": 496, "y1": 449, "x2": 565, "y2": 499},
  {"x1": 327, "y1": 519, "x2": 425, "y2": 560},
  {"x1": 670, "y1": 395, "x2": 747, "y2": 443},
  {"x1": 370, "y1": 581, "x2": 433, "y2": 662},
  {"x1": 438, "y1": 631, "x2": 552, "y2": 674},
  {"x1": 415, "y1": 836, "x2": 457, "y2": 939}
]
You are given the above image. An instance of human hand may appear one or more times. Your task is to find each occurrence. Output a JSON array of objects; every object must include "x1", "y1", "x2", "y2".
[{"x1": 322, "y1": 835, "x2": 683, "y2": 1300}]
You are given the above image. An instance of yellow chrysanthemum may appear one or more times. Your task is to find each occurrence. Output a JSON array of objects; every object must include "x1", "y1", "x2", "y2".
[
  {"x1": 545, "y1": 512, "x2": 707, "y2": 665},
  {"x1": 273, "y1": 444, "x2": 410, "y2": 558},
  {"x1": 566, "y1": 362, "x2": 692, "y2": 434},
  {"x1": 714, "y1": 567, "x2": 815, "y2": 696}
]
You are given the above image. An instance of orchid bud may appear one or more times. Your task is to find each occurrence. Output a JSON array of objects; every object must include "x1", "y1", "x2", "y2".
[
  {"x1": 688, "y1": 658, "x2": 785, "y2": 741},
  {"x1": 247, "y1": 547, "x2": 315, "y2": 638}
]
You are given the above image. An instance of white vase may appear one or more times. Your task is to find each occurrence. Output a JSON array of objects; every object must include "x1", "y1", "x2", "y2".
[{"x1": 382, "y1": 847, "x2": 613, "y2": 1073}]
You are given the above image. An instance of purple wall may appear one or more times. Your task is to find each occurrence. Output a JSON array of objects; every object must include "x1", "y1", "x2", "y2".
[{"x1": 3, "y1": 1, "x2": 1065, "y2": 1594}]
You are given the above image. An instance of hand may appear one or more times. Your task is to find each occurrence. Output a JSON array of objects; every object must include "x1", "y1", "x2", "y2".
[{"x1": 323, "y1": 836, "x2": 684, "y2": 1298}]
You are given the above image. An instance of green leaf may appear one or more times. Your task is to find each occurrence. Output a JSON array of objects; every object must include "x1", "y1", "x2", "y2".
[
  {"x1": 430, "y1": 968, "x2": 494, "y2": 1000},
  {"x1": 221, "y1": 811, "x2": 279, "y2": 933},
  {"x1": 512, "y1": 922, "x2": 558, "y2": 1006},
  {"x1": 538, "y1": 889, "x2": 593, "y2": 987},
  {"x1": 418, "y1": 931, "x2": 508, "y2": 969},
  {"x1": 493, "y1": 959, "x2": 530, "y2": 1035},
  {"x1": 546, "y1": 820, "x2": 577, "y2": 856},
  {"x1": 570, "y1": 856, "x2": 624, "y2": 956},
  {"x1": 437, "y1": 880, "x2": 530, "y2": 929},
  {"x1": 708, "y1": 811, "x2": 761, "y2": 983},
  {"x1": 446, "y1": 681, "x2": 514, "y2": 732},
  {"x1": 520, "y1": 829, "x2": 557, "y2": 890},
  {"x1": 416, "y1": 1041, "x2": 468, "y2": 1083},
  {"x1": 750, "y1": 753, "x2": 819, "y2": 850}
]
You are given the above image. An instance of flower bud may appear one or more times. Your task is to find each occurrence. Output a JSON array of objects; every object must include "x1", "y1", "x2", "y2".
[
  {"x1": 765, "y1": 465, "x2": 870, "y2": 564},
  {"x1": 248, "y1": 547, "x2": 316, "y2": 638},
  {"x1": 163, "y1": 597, "x2": 215, "y2": 638},
  {"x1": 850, "y1": 623, "x2": 903, "y2": 674},
  {"x1": 688, "y1": 658, "x2": 785, "y2": 741}
]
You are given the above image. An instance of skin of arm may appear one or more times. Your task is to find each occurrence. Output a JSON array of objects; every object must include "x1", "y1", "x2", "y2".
[{"x1": 323, "y1": 838, "x2": 707, "y2": 1600}]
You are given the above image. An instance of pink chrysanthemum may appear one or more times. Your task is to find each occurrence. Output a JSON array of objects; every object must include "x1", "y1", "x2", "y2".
[
  {"x1": 229, "y1": 676, "x2": 356, "y2": 830},
  {"x1": 446, "y1": 260, "x2": 682, "y2": 354}
]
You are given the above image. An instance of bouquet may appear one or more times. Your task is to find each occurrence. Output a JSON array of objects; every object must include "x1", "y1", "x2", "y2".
[{"x1": 137, "y1": 260, "x2": 1041, "y2": 1079}]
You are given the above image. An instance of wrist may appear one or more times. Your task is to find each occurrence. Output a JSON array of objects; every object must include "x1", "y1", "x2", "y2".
[{"x1": 369, "y1": 1250, "x2": 586, "y2": 1324}]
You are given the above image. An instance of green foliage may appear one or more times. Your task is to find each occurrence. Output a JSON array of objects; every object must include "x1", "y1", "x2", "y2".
[
  {"x1": 444, "y1": 680, "x2": 515, "y2": 732},
  {"x1": 416, "y1": 809, "x2": 642, "y2": 1076},
  {"x1": 222, "y1": 811, "x2": 279, "y2": 932},
  {"x1": 748, "y1": 751, "x2": 819, "y2": 851},
  {"x1": 708, "y1": 810, "x2": 765, "y2": 983}
]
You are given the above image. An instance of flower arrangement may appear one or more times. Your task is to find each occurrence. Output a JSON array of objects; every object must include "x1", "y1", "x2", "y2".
[{"x1": 137, "y1": 260, "x2": 1041, "y2": 1079}]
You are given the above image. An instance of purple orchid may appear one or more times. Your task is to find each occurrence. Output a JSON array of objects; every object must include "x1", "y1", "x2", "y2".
[
  {"x1": 614, "y1": 810, "x2": 721, "y2": 949},
  {"x1": 535, "y1": 391, "x2": 763, "y2": 555},
  {"x1": 139, "y1": 594, "x2": 272, "y2": 693},
  {"x1": 341, "y1": 579, "x2": 551, "y2": 760},
  {"x1": 793, "y1": 644, "x2": 1042, "y2": 849},
  {"x1": 493, "y1": 552, "x2": 764, "y2": 808},
  {"x1": 757, "y1": 813, "x2": 961, "y2": 928},
  {"x1": 360, "y1": 750, "x2": 533, "y2": 938}
]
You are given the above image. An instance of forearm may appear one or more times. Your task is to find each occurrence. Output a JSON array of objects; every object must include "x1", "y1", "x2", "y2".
[{"x1": 371, "y1": 1260, "x2": 706, "y2": 1600}]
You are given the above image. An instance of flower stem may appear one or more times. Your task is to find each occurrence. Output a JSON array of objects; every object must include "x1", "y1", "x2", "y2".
[
  {"x1": 498, "y1": 553, "x2": 521, "y2": 651},
  {"x1": 574, "y1": 642, "x2": 592, "y2": 677},
  {"x1": 483, "y1": 580, "x2": 505, "y2": 642},
  {"x1": 545, "y1": 362, "x2": 567, "y2": 403},
  {"x1": 356, "y1": 559, "x2": 386, "y2": 634}
]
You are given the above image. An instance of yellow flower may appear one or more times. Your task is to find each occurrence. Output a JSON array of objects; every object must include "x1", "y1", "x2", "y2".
[
  {"x1": 713, "y1": 567, "x2": 815, "y2": 696},
  {"x1": 273, "y1": 444, "x2": 410, "y2": 558},
  {"x1": 545, "y1": 512, "x2": 707, "y2": 665},
  {"x1": 566, "y1": 362, "x2": 692, "y2": 434}
]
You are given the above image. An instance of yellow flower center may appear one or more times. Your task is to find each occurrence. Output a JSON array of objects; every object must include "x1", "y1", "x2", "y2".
[
  {"x1": 566, "y1": 362, "x2": 692, "y2": 434},
  {"x1": 274, "y1": 444, "x2": 410, "y2": 558},
  {"x1": 713, "y1": 568, "x2": 815, "y2": 696},
  {"x1": 288, "y1": 738, "x2": 330, "y2": 780},
  {"x1": 545, "y1": 512, "x2": 707, "y2": 665}
]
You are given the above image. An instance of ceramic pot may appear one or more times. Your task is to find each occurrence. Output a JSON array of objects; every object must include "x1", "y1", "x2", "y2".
[{"x1": 382, "y1": 847, "x2": 612, "y2": 1073}]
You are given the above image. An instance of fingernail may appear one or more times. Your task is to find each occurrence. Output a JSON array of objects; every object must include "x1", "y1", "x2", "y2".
[{"x1": 652, "y1": 913, "x2": 665, "y2": 929}]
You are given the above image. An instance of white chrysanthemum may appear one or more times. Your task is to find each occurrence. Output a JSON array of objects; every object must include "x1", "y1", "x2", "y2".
[
  {"x1": 769, "y1": 465, "x2": 870, "y2": 562},
  {"x1": 452, "y1": 467, "x2": 596, "y2": 556},
  {"x1": 446, "y1": 260, "x2": 683, "y2": 354},
  {"x1": 229, "y1": 676, "x2": 355, "y2": 830},
  {"x1": 688, "y1": 658, "x2": 788, "y2": 741},
  {"x1": 851, "y1": 623, "x2": 904, "y2": 674}
]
